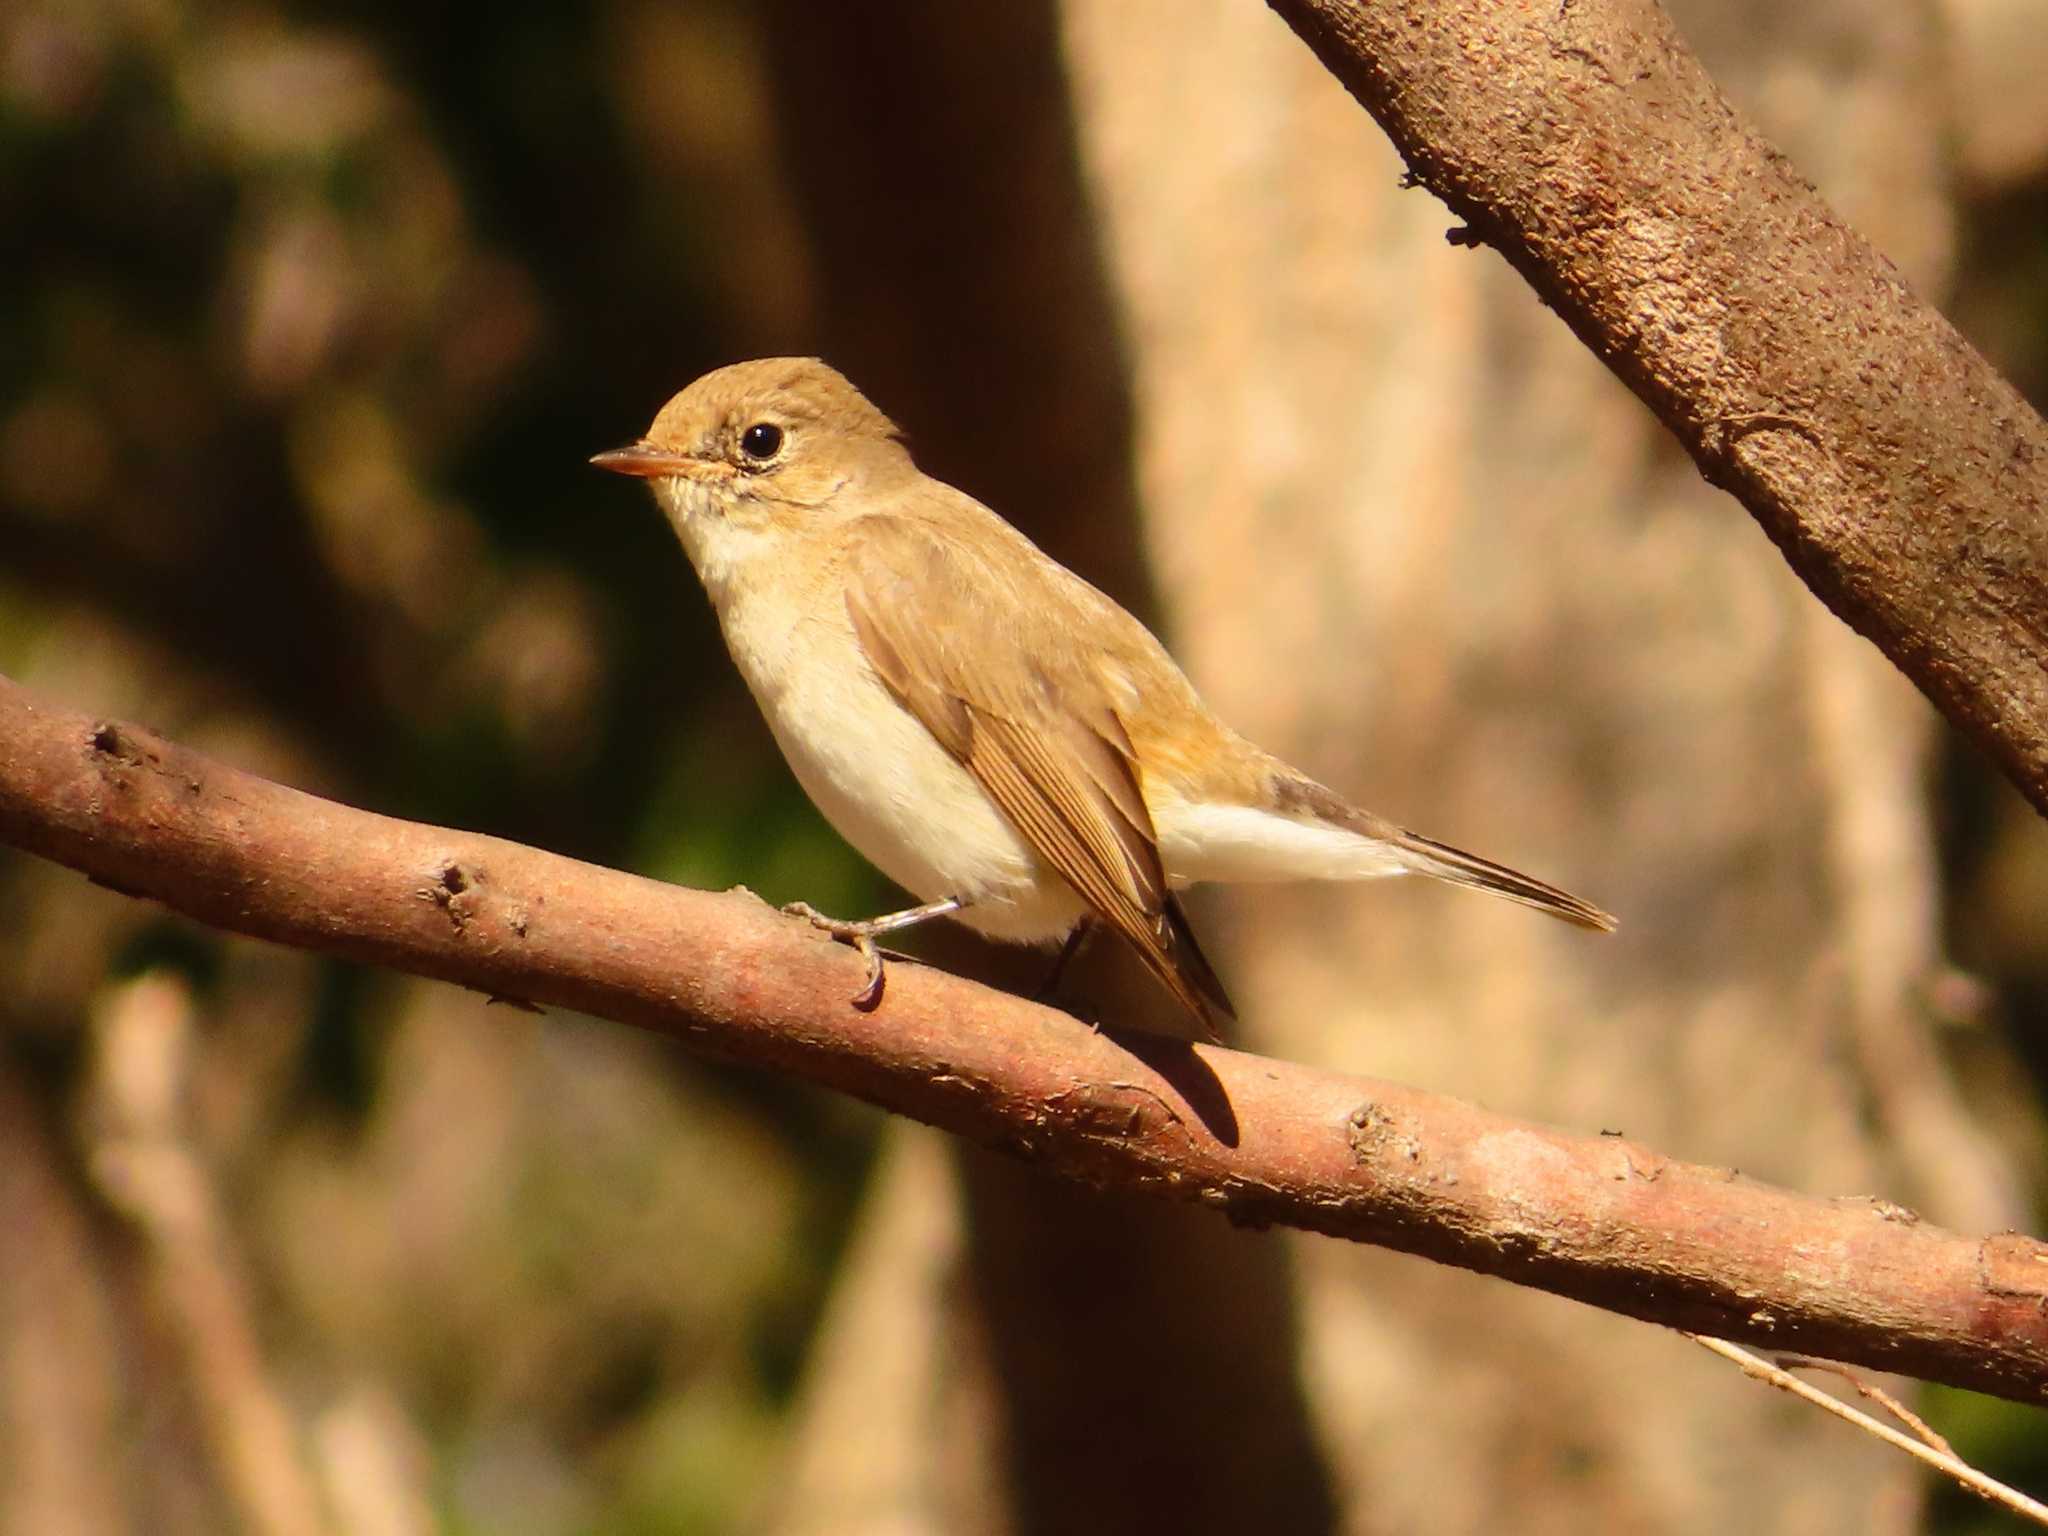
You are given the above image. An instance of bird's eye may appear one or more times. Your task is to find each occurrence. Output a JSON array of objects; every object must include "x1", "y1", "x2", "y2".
[{"x1": 738, "y1": 422, "x2": 784, "y2": 463}]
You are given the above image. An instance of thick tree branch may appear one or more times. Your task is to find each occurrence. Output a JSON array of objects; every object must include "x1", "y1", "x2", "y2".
[
  {"x1": 1266, "y1": 0, "x2": 2048, "y2": 818},
  {"x1": 2, "y1": 674, "x2": 2045, "y2": 1403}
]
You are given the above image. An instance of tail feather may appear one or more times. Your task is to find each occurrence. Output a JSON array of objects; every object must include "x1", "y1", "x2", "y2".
[
  {"x1": 1393, "y1": 830, "x2": 1616, "y2": 932},
  {"x1": 1266, "y1": 770, "x2": 1616, "y2": 932}
]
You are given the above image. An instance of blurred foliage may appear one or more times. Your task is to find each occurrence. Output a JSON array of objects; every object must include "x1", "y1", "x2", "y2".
[
  {"x1": 1, "y1": 0, "x2": 2046, "y2": 1531},
  {"x1": 0, "y1": 1, "x2": 876, "y2": 1530},
  {"x1": 1923, "y1": 1382, "x2": 2048, "y2": 1536}
]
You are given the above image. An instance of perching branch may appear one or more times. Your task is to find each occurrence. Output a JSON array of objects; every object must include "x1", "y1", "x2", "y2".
[
  {"x1": 2, "y1": 671, "x2": 2045, "y2": 1403},
  {"x1": 1265, "y1": 0, "x2": 2048, "y2": 819}
]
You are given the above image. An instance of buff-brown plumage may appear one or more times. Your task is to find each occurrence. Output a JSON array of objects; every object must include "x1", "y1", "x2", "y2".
[{"x1": 595, "y1": 358, "x2": 1611, "y2": 1030}]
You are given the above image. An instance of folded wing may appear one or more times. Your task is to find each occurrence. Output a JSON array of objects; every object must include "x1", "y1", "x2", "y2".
[{"x1": 844, "y1": 513, "x2": 1235, "y2": 1030}]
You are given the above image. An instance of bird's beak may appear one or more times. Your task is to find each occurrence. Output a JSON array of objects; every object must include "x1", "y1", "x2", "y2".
[{"x1": 590, "y1": 441, "x2": 699, "y2": 479}]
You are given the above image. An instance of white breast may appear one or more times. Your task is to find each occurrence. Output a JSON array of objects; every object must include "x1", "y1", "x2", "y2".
[{"x1": 680, "y1": 511, "x2": 1082, "y2": 944}]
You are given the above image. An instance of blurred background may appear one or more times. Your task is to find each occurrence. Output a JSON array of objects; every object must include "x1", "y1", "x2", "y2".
[{"x1": 3, "y1": 1, "x2": 2047, "y2": 1532}]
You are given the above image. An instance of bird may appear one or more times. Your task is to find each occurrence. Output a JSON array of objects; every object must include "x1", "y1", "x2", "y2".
[{"x1": 593, "y1": 357, "x2": 1612, "y2": 1033}]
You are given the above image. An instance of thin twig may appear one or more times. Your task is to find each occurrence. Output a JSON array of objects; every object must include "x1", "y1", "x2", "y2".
[
  {"x1": 1688, "y1": 1334, "x2": 2048, "y2": 1526},
  {"x1": 1773, "y1": 1353, "x2": 1957, "y2": 1456}
]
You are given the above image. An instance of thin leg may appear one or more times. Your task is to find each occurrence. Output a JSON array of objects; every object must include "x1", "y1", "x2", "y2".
[
  {"x1": 1034, "y1": 917, "x2": 1097, "y2": 1005},
  {"x1": 782, "y1": 896, "x2": 966, "y2": 1011}
]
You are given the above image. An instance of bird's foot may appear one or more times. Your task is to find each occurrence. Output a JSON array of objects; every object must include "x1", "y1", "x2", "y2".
[
  {"x1": 1032, "y1": 919, "x2": 1095, "y2": 1004},
  {"x1": 1031, "y1": 919, "x2": 1105, "y2": 1027},
  {"x1": 781, "y1": 901, "x2": 889, "y2": 1011},
  {"x1": 781, "y1": 895, "x2": 966, "y2": 1011}
]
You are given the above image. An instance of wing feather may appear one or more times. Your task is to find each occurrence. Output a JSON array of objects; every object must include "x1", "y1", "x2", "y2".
[{"x1": 844, "y1": 514, "x2": 1233, "y2": 1027}]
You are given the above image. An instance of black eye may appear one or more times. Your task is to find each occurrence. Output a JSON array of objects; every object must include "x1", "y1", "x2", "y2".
[{"x1": 739, "y1": 422, "x2": 784, "y2": 462}]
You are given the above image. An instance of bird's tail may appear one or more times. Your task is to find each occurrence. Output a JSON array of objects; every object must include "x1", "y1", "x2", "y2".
[
  {"x1": 1264, "y1": 768, "x2": 1615, "y2": 932},
  {"x1": 1391, "y1": 829, "x2": 1616, "y2": 932}
]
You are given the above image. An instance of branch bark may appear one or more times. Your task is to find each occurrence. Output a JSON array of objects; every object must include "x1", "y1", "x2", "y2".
[
  {"x1": 2, "y1": 672, "x2": 2044, "y2": 1403},
  {"x1": 1264, "y1": 0, "x2": 2048, "y2": 819}
]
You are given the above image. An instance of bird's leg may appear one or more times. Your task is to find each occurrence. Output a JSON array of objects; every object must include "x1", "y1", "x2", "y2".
[
  {"x1": 781, "y1": 896, "x2": 966, "y2": 1011},
  {"x1": 1034, "y1": 917, "x2": 1098, "y2": 1008}
]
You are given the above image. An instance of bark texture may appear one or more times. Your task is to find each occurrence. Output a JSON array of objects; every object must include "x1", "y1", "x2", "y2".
[{"x1": 1, "y1": 673, "x2": 2043, "y2": 1408}]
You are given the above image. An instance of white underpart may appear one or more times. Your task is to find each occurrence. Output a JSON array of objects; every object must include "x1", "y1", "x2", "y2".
[
  {"x1": 1153, "y1": 799, "x2": 1411, "y2": 887},
  {"x1": 663, "y1": 482, "x2": 1084, "y2": 945}
]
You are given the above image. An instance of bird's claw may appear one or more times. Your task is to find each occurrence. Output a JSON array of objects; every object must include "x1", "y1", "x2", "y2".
[
  {"x1": 782, "y1": 902, "x2": 889, "y2": 1011},
  {"x1": 848, "y1": 944, "x2": 886, "y2": 1011}
]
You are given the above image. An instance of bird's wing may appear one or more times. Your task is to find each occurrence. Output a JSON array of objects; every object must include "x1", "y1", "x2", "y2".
[{"x1": 844, "y1": 513, "x2": 1234, "y2": 1029}]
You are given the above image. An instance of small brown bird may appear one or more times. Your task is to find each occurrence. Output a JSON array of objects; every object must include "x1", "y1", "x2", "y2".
[{"x1": 595, "y1": 358, "x2": 1612, "y2": 1030}]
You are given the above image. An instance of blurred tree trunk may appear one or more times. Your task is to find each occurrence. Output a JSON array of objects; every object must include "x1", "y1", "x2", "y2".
[
  {"x1": 0, "y1": 1076, "x2": 133, "y2": 1536},
  {"x1": 1938, "y1": 0, "x2": 2048, "y2": 1179},
  {"x1": 767, "y1": 1127, "x2": 1010, "y2": 1536},
  {"x1": 1061, "y1": 1, "x2": 2018, "y2": 1531},
  {"x1": 758, "y1": 6, "x2": 1335, "y2": 1533}
]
